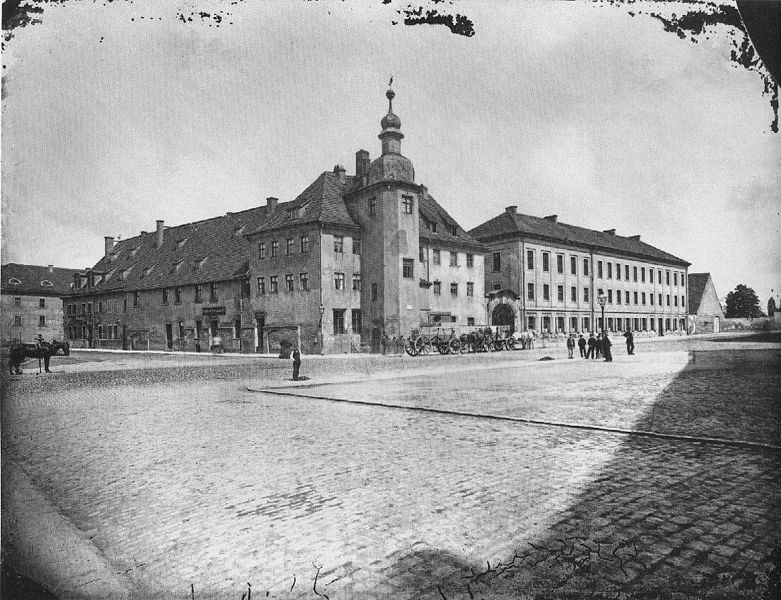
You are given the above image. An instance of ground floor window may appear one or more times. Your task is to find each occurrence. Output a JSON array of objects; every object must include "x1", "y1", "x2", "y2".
[
  {"x1": 542, "y1": 316, "x2": 551, "y2": 332},
  {"x1": 570, "y1": 316, "x2": 578, "y2": 332},
  {"x1": 467, "y1": 317, "x2": 475, "y2": 326},
  {"x1": 556, "y1": 316, "x2": 565, "y2": 332},
  {"x1": 528, "y1": 316, "x2": 536, "y2": 330},
  {"x1": 39, "y1": 315, "x2": 46, "y2": 327},
  {"x1": 583, "y1": 317, "x2": 590, "y2": 331},
  {"x1": 351, "y1": 309, "x2": 362, "y2": 334},
  {"x1": 333, "y1": 309, "x2": 346, "y2": 334}
]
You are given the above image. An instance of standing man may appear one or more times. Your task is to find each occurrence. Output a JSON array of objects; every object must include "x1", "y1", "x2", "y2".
[
  {"x1": 595, "y1": 333, "x2": 603, "y2": 360},
  {"x1": 603, "y1": 331, "x2": 613, "y2": 362},
  {"x1": 578, "y1": 334, "x2": 587, "y2": 358},
  {"x1": 587, "y1": 333, "x2": 596, "y2": 359},
  {"x1": 566, "y1": 334, "x2": 576, "y2": 359},
  {"x1": 292, "y1": 346, "x2": 302, "y2": 381},
  {"x1": 624, "y1": 329, "x2": 635, "y2": 355}
]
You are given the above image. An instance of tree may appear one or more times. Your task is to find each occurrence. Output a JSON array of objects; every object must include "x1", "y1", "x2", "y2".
[
  {"x1": 725, "y1": 284, "x2": 765, "y2": 318},
  {"x1": 768, "y1": 296, "x2": 777, "y2": 317}
]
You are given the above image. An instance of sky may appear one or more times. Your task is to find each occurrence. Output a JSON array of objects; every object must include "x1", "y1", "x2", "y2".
[{"x1": 2, "y1": 0, "x2": 779, "y2": 306}]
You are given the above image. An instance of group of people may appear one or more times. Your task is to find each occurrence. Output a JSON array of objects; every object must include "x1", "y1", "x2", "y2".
[{"x1": 566, "y1": 329, "x2": 635, "y2": 362}]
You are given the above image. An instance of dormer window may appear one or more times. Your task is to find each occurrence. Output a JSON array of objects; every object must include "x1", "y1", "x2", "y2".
[
  {"x1": 446, "y1": 223, "x2": 457, "y2": 236},
  {"x1": 130, "y1": 245, "x2": 141, "y2": 257},
  {"x1": 195, "y1": 256, "x2": 208, "y2": 270},
  {"x1": 143, "y1": 264, "x2": 156, "y2": 277},
  {"x1": 431, "y1": 222, "x2": 437, "y2": 233},
  {"x1": 120, "y1": 266, "x2": 134, "y2": 280},
  {"x1": 233, "y1": 224, "x2": 246, "y2": 236},
  {"x1": 170, "y1": 260, "x2": 184, "y2": 274},
  {"x1": 8, "y1": 277, "x2": 21, "y2": 285},
  {"x1": 176, "y1": 238, "x2": 187, "y2": 250}
]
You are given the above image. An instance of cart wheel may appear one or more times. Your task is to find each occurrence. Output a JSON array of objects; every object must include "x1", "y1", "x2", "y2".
[
  {"x1": 449, "y1": 338, "x2": 461, "y2": 354},
  {"x1": 506, "y1": 338, "x2": 515, "y2": 350},
  {"x1": 404, "y1": 339, "x2": 419, "y2": 356}
]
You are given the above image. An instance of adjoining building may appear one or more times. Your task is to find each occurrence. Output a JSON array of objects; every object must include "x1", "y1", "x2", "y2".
[
  {"x1": 1, "y1": 263, "x2": 81, "y2": 343},
  {"x1": 469, "y1": 207, "x2": 690, "y2": 335},
  {"x1": 687, "y1": 272, "x2": 724, "y2": 334},
  {"x1": 64, "y1": 86, "x2": 486, "y2": 353}
]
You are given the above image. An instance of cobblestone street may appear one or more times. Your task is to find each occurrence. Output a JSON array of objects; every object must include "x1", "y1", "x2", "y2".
[{"x1": 2, "y1": 333, "x2": 780, "y2": 599}]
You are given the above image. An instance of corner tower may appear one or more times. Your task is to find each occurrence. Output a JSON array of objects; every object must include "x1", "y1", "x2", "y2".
[{"x1": 367, "y1": 87, "x2": 415, "y2": 185}]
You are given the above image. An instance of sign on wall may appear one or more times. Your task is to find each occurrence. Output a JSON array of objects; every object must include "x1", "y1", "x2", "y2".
[{"x1": 202, "y1": 306, "x2": 226, "y2": 316}]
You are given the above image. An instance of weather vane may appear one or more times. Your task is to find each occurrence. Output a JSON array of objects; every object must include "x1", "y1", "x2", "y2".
[{"x1": 389, "y1": 75, "x2": 393, "y2": 87}]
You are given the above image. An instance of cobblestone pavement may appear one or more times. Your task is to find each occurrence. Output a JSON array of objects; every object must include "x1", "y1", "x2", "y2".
[{"x1": 1, "y1": 334, "x2": 779, "y2": 600}]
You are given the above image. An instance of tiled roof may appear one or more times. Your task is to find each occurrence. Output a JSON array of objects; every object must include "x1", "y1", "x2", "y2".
[
  {"x1": 469, "y1": 211, "x2": 690, "y2": 267},
  {"x1": 419, "y1": 192, "x2": 486, "y2": 251},
  {"x1": 69, "y1": 206, "x2": 272, "y2": 296},
  {"x1": 247, "y1": 171, "x2": 358, "y2": 235},
  {"x1": 687, "y1": 272, "x2": 711, "y2": 314},
  {"x1": 1, "y1": 263, "x2": 81, "y2": 296}
]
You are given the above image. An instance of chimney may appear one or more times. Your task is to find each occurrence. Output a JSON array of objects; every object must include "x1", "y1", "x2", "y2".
[
  {"x1": 355, "y1": 150, "x2": 370, "y2": 179},
  {"x1": 603, "y1": 228, "x2": 616, "y2": 235},
  {"x1": 628, "y1": 234, "x2": 641, "y2": 241},
  {"x1": 506, "y1": 206, "x2": 517, "y2": 214},
  {"x1": 48, "y1": 264, "x2": 54, "y2": 274},
  {"x1": 104, "y1": 236, "x2": 115, "y2": 257},
  {"x1": 334, "y1": 164, "x2": 346, "y2": 183},
  {"x1": 266, "y1": 197, "x2": 278, "y2": 212},
  {"x1": 544, "y1": 214, "x2": 558, "y2": 222},
  {"x1": 156, "y1": 220, "x2": 165, "y2": 248}
]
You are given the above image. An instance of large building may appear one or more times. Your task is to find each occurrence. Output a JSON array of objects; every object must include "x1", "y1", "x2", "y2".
[
  {"x1": 469, "y1": 207, "x2": 690, "y2": 335},
  {"x1": 2, "y1": 263, "x2": 81, "y2": 344},
  {"x1": 64, "y1": 87, "x2": 486, "y2": 353}
]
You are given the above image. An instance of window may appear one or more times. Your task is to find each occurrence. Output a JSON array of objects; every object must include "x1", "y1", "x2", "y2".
[
  {"x1": 402, "y1": 195, "x2": 413, "y2": 214},
  {"x1": 450, "y1": 283, "x2": 458, "y2": 296},
  {"x1": 659, "y1": 293, "x2": 663, "y2": 306},
  {"x1": 659, "y1": 270, "x2": 663, "y2": 284},
  {"x1": 650, "y1": 294, "x2": 655, "y2": 306},
  {"x1": 557, "y1": 285, "x2": 564, "y2": 302},
  {"x1": 583, "y1": 317, "x2": 591, "y2": 331},
  {"x1": 433, "y1": 249, "x2": 441, "y2": 265},
  {"x1": 528, "y1": 316, "x2": 536, "y2": 330},
  {"x1": 402, "y1": 259, "x2": 414, "y2": 279},
  {"x1": 467, "y1": 317, "x2": 475, "y2": 326},
  {"x1": 257, "y1": 277, "x2": 265, "y2": 295},
  {"x1": 209, "y1": 283, "x2": 218, "y2": 302},
  {"x1": 674, "y1": 272, "x2": 678, "y2": 286},
  {"x1": 334, "y1": 272, "x2": 346, "y2": 290},
  {"x1": 571, "y1": 286, "x2": 577, "y2": 302},
  {"x1": 492, "y1": 252, "x2": 501, "y2": 272},
  {"x1": 608, "y1": 263, "x2": 613, "y2": 279},
  {"x1": 571, "y1": 256, "x2": 577, "y2": 275},
  {"x1": 419, "y1": 247, "x2": 426, "y2": 262},
  {"x1": 557, "y1": 317, "x2": 565, "y2": 332},
  {"x1": 433, "y1": 281, "x2": 441, "y2": 295},
  {"x1": 624, "y1": 265, "x2": 629, "y2": 280},
  {"x1": 39, "y1": 298, "x2": 46, "y2": 308},
  {"x1": 271, "y1": 240, "x2": 279, "y2": 258},
  {"x1": 467, "y1": 282, "x2": 474, "y2": 297},
  {"x1": 583, "y1": 287, "x2": 590, "y2": 303},
  {"x1": 608, "y1": 289, "x2": 613, "y2": 304},
  {"x1": 634, "y1": 291, "x2": 638, "y2": 305},
  {"x1": 527, "y1": 250, "x2": 534, "y2": 270},
  {"x1": 300, "y1": 273, "x2": 309, "y2": 291},
  {"x1": 467, "y1": 253, "x2": 474, "y2": 268},
  {"x1": 681, "y1": 274, "x2": 685, "y2": 288},
  {"x1": 641, "y1": 267, "x2": 646, "y2": 283},
  {"x1": 633, "y1": 266, "x2": 638, "y2": 282},
  {"x1": 123, "y1": 298, "x2": 128, "y2": 311},
  {"x1": 625, "y1": 291, "x2": 629, "y2": 304},
  {"x1": 492, "y1": 282, "x2": 501, "y2": 290},
  {"x1": 195, "y1": 284, "x2": 203, "y2": 303},
  {"x1": 650, "y1": 269, "x2": 654, "y2": 284},
  {"x1": 352, "y1": 239, "x2": 361, "y2": 255},
  {"x1": 527, "y1": 283, "x2": 535, "y2": 300},
  {"x1": 583, "y1": 259, "x2": 589, "y2": 276},
  {"x1": 371, "y1": 283, "x2": 378, "y2": 301},
  {"x1": 333, "y1": 309, "x2": 346, "y2": 334},
  {"x1": 286, "y1": 238, "x2": 294, "y2": 256},
  {"x1": 39, "y1": 315, "x2": 46, "y2": 327},
  {"x1": 174, "y1": 287, "x2": 181, "y2": 304},
  {"x1": 617, "y1": 263, "x2": 622, "y2": 280},
  {"x1": 682, "y1": 296, "x2": 685, "y2": 308},
  {"x1": 334, "y1": 236, "x2": 344, "y2": 253},
  {"x1": 14, "y1": 315, "x2": 21, "y2": 326},
  {"x1": 543, "y1": 316, "x2": 551, "y2": 332},
  {"x1": 556, "y1": 254, "x2": 564, "y2": 274},
  {"x1": 674, "y1": 295, "x2": 678, "y2": 307},
  {"x1": 542, "y1": 252, "x2": 550, "y2": 272},
  {"x1": 270, "y1": 276, "x2": 278, "y2": 293},
  {"x1": 450, "y1": 251, "x2": 458, "y2": 267},
  {"x1": 598, "y1": 261, "x2": 603, "y2": 278},
  {"x1": 299, "y1": 235, "x2": 310, "y2": 253},
  {"x1": 369, "y1": 198, "x2": 376, "y2": 215},
  {"x1": 285, "y1": 274, "x2": 294, "y2": 292},
  {"x1": 352, "y1": 273, "x2": 361, "y2": 291},
  {"x1": 133, "y1": 292, "x2": 140, "y2": 307},
  {"x1": 642, "y1": 292, "x2": 646, "y2": 305},
  {"x1": 617, "y1": 290, "x2": 622, "y2": 304},
  {"x1": 351, "y1": 309, "x2": 362, "y2": 334},
  {"x1": 258, "y1": 243, "x2": 266, "y2": 259},
  {"x1": 543, "y1": 284, "x2": 550, "y2": 301}
]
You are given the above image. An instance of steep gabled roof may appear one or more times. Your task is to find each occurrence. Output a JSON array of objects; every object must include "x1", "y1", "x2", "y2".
[
  {"x1": 247, "y1": 171, "x2": 358, "y2": 236},
  {"x1": 470, "y1": 211, "x2": 689, "y2": 267},
  {"x1": 419, "y1": 193, "x2": 486, "y2": 251},
  {"x1": 1, "y1": 263, "x2": 81, "y2": 296},
  {"x1": 687, "y1": 272, "x2": 712, "y2": 314},
  {"x1": 69, "y1": 206, "x2": 272, "y2": 296}
]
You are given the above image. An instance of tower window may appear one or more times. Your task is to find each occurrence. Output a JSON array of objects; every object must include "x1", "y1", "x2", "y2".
[{"x1": 402, "y1": 195, "x2": 413, "y2": 214}]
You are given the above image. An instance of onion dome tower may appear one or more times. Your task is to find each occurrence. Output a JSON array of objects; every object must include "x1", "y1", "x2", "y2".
[{"x1": 367, "y1": 85, "x2": 415, "y2": 185}]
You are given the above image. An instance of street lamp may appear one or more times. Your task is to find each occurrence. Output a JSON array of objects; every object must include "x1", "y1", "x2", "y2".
[
  {"x1": 318, "y1": 304, "x2": 325, "y2": 355},
  {"x1": 598, "y1": 293, "x2": 607, "y2": 334}
]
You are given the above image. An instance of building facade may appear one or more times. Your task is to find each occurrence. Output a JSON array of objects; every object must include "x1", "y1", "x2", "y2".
[
  {"x1": 1, "y1": 263, "x2": 81, "y2": 344},
  {"x1": 65, "y1": 87, "x2": 486, "y2": 354},
  {"x1": 470, "y1": 207, "x2": 690, "y2": 335},
  {"x1": 687, "y1": 272, "x2": 724, "y2": 334}
]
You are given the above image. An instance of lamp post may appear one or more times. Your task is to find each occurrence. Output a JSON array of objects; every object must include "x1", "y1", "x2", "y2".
[
  {"x1": 598, "y1": 293, "x2": 607, "y2": 335},
  {"x1": 318, "y1": 304, "x2": 325, "y2": 355}
]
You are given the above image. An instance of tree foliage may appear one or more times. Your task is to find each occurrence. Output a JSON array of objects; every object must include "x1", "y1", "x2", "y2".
[
  {"x1": 725, "y1": 284, "x2": 765, "y2": 318},
  {"x1": 768, "y1": 296, "x2": 777, "y2": 317}
]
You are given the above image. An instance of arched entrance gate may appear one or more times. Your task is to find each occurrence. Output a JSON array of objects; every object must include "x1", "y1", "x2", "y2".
[{"x1": 487, "y1": 289, "x2": 520, "y2": 333}]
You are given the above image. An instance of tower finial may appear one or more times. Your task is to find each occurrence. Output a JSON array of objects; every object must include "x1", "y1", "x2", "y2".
[{"x1": 386, "y1": 76, "x2": 395, "y2": 113}]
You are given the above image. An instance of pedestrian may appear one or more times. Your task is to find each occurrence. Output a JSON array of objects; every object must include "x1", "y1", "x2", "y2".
[
  {"x1": 624, "y1": 329, "x2": 635, "y2": 355},
  {"x1": 212, "y1": 334, "x2": 223, "y2": 353},
  {"x1": 595, "y1": 333, "x2": 603, "y2": 359},
  {"x1": 381, "y1": 333, "x2": 389, "y2": 355},
  {"x1": 602, "y1": 331, "x2": 613, "y2": 362},
  {"x1": 578, "y1": 334, "x2": 587, "y2": 358},
  {"x1": 566, "y1": 334, "x2": 575, "y2": 359},
  {"x1": 292, "y1": 346, "x2": 302, "y2": 381},
  {"x1": 194, "y1": 338, "x2": 201, "y2": 353},
  {"x1": 587, "y1": 333, "x2": 596, "y2": 359}
]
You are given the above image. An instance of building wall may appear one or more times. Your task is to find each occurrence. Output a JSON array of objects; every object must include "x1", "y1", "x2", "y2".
[
  {"x1": 64, "y1": 279, "x2": 252, "y2": 351},
  {"x1": 482, "y1": 237, "x2": 689, "y2": 334},
  {"x1": 1, "y1": 293, "x2": 66, "y2": 343},
  {"x1": 419, "y1": 245, "x2": 486, "y2": 328}
]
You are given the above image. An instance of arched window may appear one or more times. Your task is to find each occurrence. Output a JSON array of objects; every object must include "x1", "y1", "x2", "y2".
[
  {"x1": 8, "y1": 278, "x2": 21, "y2": 285},
  {"x1": 41, "y1": 280, "x2": 54, "y2": 287}
]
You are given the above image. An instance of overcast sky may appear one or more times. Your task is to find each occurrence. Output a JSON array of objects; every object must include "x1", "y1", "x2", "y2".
[{"x1": 2, "y1": 0, "x2": 779, "y2": 304}]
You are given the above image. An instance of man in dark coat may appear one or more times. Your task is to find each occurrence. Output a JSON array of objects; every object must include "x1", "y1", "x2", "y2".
[
  {"x1": 624, "y1": 329, "x2": 635, "y2": 355},
  {"x1": 587, "y1": 333, "x2": 597, "y2": 359},
  {"x1": 578, "y1": 334, "x2": 587, "y2": 358},
  {"x1": 595, "y1": 333, "x2": 603, "y2": 359},
  {"x1": 292, "y1": 347, "x2": 302, "y2": 381},
  {"x1": 602, "y1": 331, "x2": 613, "y2": 362}
]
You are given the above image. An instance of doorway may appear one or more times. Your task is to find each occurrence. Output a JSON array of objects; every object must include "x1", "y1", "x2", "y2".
[
  {"x1": 491, "y1": 303, "x2": 515, "y2": 333},
  {"x1": 165, "y1": 324, "x2": 173, "y2": 349}
]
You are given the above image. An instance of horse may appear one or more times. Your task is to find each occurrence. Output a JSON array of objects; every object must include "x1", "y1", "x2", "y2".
[{"x1": 8, "y1": 342, "x2": 54, "y2": 375}]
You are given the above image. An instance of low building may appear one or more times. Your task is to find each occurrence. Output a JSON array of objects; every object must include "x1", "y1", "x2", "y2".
[
  {"x1": 1, "y1": 263, "x2": 81, "y2": 344},
  {"x1": 469, "y1": 208, "x2": 690, "y2": 335},
  {"x1": 687, "y1": 272, "x2": 724, "y2": 334}
]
